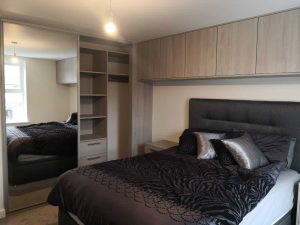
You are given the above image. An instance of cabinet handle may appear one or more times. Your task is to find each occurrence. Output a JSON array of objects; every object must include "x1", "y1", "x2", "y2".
[
  {"x1": 88, "y1": 142, "x2": 101, "y2": 146},
  {"x1": 87, "y1": 156, "x2": 101, "y2": 161}
]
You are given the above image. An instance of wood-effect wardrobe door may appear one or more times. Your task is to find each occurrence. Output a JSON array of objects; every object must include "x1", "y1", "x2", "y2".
[
  {"x1": 216, "y1": 18, "x2": 258, "y2": 76},
  {"x1": 185, "y1": 27, "x2": 217, "y2": 77},
  {"x1": 257, "y1": 9, "x2": 300, "y2": 74},
  {"x1": 160, "y1": 33, "x2": 185, "y2": 78},
  {"x1": 137, "y1": 41, "x2": 149, "y2": 80},
  {"x1": 137, "y1": 39, "x2": 160, "y2": 80}
]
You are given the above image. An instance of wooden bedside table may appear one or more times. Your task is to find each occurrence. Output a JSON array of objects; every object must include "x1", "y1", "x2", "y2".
[{"x1": 145, "y1": 140, "x2": 178, "y2": 154}]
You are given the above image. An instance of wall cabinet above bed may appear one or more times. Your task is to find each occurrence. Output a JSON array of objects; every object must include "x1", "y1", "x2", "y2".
[
  {"x1": 216, "y1": 18, "x2": 258, "y2": 76},
  {"x1": 257, "y1": 9, "x2": 300, "y2": 74},
  {"x1": 137, "y1": 8, "x2": 300, "y2": 81}
]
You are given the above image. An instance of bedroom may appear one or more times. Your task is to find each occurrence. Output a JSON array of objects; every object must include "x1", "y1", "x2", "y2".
[{"x1": 0, "y1": 0, "x2": 300, "y2": 225}]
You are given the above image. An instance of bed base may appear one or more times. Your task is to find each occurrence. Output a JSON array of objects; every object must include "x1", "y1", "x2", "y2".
[{"x1": 58, "y1": 208, "x2": 294, "y2": 225}]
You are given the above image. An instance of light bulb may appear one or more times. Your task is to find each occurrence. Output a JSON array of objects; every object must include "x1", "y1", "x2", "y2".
[
  {"x1": 11, "y1": 55, "x2": 18, "y2": 64},
  {"x1": 105, "y1": 22, "x2": 116, "y2": 34}
]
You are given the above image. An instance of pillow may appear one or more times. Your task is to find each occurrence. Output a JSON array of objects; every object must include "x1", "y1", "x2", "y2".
[
  {"x1": 66, "y1": 112, "x2": 78, "y2": 125},
  {"x1": 250, "y1": 133, "x2": 296, "y2": 168},
  {"x1": 227, "y1": 130, "x2": 296, "y2": 168},
  {"x1": 210, "y1": 139, "x2": 237, "y2": 166},
  {"x1": 194, "y1": 132, "x2": 225, "y2": 159},
  {"x1": 221, "y1": 133, "x2": 268, "y2": 169},
  {"x1": 177, "y1": 128, "x2": 221, "y2": 155},
  {"x1": 287, "y1": 138, "x2": 296, "y2": 168}
]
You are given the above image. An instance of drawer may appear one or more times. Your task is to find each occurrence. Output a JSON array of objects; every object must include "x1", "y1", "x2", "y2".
[
  {"x1": 80, "y1": 138, "x2": 107, "y2": 156},
  {"x1": 80, "y1": 153, "x2": 107, "y2": 166}
]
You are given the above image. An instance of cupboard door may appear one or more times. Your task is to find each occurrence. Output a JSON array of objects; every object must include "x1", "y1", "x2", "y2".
[
  {"x1": 160, "y1": 33, "x2": 185, "y2": 78},
  {"x1": 185, "y1": 27, "x2": 217, "y2": 77},
  {"x1": 137, "y1": 39, "x2": 160, "y2": 80},
  {"x1": 148, "y1": 39, "x2": 161, "y2": 79},
  {"x1": 57, "y1": 57, "x2": 77, "y2": 84},
  {"x1": 257, "y1": 9, "x2": 300, "y2": 74},
  {"x1": 137, "y1": 42, "x2": 149, "y2": 80},
  {"x1": 217, "y1": 18, "x2": 258, "y2": 76}
]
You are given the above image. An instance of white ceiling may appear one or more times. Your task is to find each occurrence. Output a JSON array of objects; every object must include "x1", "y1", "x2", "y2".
[
  {"x1": 3, "y1": 23, "x2": 78, "y2": 60},
  {"x1": 0, "y1": 0, "x2": 300, "y2": 43}
]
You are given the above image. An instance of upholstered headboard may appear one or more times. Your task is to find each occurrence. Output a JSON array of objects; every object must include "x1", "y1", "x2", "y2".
[{"x1": 189, "y1": 99, "x2": 300, "y2": 172}]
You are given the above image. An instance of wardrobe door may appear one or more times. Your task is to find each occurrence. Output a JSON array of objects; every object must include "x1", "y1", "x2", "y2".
[
  {"x1": 185, "y1": 27, "x2": 217, "y2": 77},
  {"x1": 137, "y1": 41, "x2": 149, "y2": 80},
  {"x1": 147, "y1": 39, "x2": 161, "y2": 79},
  {"x1": 160, "y1": 33, "x2": 185, "y2": 78},
  {"x1": 257, "y1": 9, "x2": 300, "y2": 74},
  {"x1": 216, "y1": 18, "x2": 258, "y2": 76},
  {"x1": 137, "y1": 39, "x2": 160, "y2": 80}
]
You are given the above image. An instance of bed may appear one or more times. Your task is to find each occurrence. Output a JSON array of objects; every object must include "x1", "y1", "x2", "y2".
[
  {"x1": 48, "y1": 99, "x2": 300, "y2": 225},
  {"x1": 7, "y1": 121, "x2": 78, "y2": 185}
]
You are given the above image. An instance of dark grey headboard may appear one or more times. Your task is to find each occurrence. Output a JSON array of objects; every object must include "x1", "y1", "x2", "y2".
[{"x1": 189, "y1": 99, "x2": 300, "y2": 172}]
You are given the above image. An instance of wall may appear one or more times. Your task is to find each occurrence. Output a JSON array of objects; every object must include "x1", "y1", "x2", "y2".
[
  {"x1": 25, "y1": 57, "x2": 76, "y2": 124},
  {"x1": 152, "y1": 76, "x2": 300, "y2": 142}
]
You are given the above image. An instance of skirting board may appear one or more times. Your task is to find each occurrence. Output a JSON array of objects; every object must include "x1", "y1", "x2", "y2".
[{"x1": 0, "y1": 208, "x2": 6, "y2": 219}]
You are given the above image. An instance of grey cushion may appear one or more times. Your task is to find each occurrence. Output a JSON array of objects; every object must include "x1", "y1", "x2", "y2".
[
  {"x1": 222, "y1": 133, "x2": 268, "y2": 169},
  {"x1": 194, "y1": 132, "x2": 225, "y2": 159},
  {"x1": 287, "y1": 138, "x2": 296, "y2": 168}
]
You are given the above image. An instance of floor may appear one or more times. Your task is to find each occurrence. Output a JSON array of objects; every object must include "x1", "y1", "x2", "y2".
[{"x1": 0, "y1": 204, "x2": 58, "y2": 225}]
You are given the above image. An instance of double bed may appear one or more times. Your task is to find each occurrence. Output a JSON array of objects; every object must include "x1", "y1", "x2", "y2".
[
  {"x1": 48, "y1": 99, "x2": 300, "y2": 225},
  {"x1": 7, "y1": 121, "x2": 78, "y2": 185}
]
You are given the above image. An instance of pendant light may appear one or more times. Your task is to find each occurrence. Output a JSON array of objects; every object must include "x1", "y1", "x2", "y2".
[
  {"x1": 11, "y1": 41, "x2": 19, "y2": 64},
  {"x1": 105, "y1": 0, "x2": 117, "y2": 34}
]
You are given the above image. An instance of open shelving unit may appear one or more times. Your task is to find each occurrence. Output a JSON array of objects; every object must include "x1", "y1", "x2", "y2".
[
  {"x1": 107, "y1": 51, "x2": 129, "y2": 82},
  {"x1": 79, "y1": 48, "x2": 108, "y2": 166},
  {"x1": 79, "y1": 46, "x2": 130, "y2": 166}
]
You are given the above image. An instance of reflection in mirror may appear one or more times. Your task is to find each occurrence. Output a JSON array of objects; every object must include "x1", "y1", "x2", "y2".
[{"x1": 3, "y1": 22, "x2": 78, "y2": 212}]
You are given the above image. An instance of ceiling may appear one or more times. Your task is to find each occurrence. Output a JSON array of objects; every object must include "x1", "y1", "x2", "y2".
[
  {"x1": 0, "y1": 0, "x2": 300, "y2": 43},
  {"x1": 3, "y1": 23, "x2": 78, "y2": 60}
]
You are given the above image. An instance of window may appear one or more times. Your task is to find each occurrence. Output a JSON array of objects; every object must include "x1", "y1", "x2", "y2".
[{"x1": 4, "y1": 62, "x2": 28, "y2": 124}]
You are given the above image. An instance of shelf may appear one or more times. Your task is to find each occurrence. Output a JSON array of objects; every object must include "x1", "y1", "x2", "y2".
[
  {"x1": 108, "y1": 73, "x2": 128, "y2": 77},
  {"x1": 80, "y1": 94, "x2": 107, "y2": 97},
  {"x1": 80, "y1": 134, "x2": 106, "y2": 141},
  {"x1": 108, "y1": 74, "x2": 129, "y2": 83},
  {"x1": 80, "y1": 115, "x2": 107, "y2": 120},
  {"x1": 80, "y1": 71, "x2": 107, "y2": 75}
]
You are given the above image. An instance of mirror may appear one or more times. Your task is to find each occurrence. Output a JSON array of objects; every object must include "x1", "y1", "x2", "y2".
[{"x1": 3, "y1": 22, "x2": 78, "y2": 212}]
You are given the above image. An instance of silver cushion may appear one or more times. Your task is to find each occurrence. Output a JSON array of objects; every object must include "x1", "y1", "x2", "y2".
[
  {"x1": 222, "y1": 133, "x2": 268, "y2": 169},
  {"x1": 194, "y1": 132, "x2": 225, "y2": 159}
]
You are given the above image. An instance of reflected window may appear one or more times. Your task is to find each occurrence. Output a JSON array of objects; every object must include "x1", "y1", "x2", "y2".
[{"x1": 4, "y1": 63, "x2": 28, "y2": 124}]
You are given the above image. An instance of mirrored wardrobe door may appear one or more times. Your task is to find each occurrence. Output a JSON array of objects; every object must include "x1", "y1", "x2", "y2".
[{"x1": 2, "y1": 22, "x2": 78, "y2": 212}]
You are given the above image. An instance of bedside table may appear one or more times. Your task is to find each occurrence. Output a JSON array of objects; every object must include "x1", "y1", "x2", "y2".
[{"x1": 145, "y1": 140, "x2": 178, "y2": 154}]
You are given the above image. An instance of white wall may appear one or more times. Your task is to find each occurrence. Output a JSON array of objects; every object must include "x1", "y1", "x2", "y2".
[
  {"x1": 25, "y1": 58, "x2": 76, "y2": 123},
  {"x1": 152, "y1": 76, "x2": 300, "y2": 142}
]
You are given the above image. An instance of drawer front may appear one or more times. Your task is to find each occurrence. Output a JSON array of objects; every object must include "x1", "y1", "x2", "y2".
[
  {"x1": 80, "y1": 139, "x2": 107, "y2": 156},
  {"x1": 80, "y1": 153, "x2": 107, "y2": 166}
]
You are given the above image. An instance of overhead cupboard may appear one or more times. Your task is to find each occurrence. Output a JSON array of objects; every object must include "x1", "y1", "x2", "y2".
[{"x1": 137, "y1": 8, "x2": 300, "y2": 80}]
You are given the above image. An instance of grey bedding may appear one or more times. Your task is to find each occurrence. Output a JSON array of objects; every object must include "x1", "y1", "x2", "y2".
[
  {"x1": 48, "y1": 148, "x2": 282, "y2": 225},
  {"x1": 7, "y1": 122, "x2": 77, "y2": 162}
]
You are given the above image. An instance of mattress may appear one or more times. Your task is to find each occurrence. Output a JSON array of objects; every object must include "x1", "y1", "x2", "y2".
[
  {"x1": 240, "y1": 168, "x2": 300, "y2": 225},
  {"x1": 8, "y1": 154, "x2": 77, "y2": 185}
]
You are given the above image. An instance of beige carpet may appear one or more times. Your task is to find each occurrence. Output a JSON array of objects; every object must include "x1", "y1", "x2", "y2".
[{"x1": 0, "y1": 204, "x2": 58, "y2": 225}]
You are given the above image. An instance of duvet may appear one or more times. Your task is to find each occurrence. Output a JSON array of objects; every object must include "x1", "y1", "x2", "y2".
[{"x1": 48, "y1": 148, "x2": 282, "y2": 225}]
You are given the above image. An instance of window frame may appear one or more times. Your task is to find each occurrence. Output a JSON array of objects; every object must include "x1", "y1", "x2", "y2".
[{"x1": 4, "y1": 61, "x2": 29, "y2": 124}]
